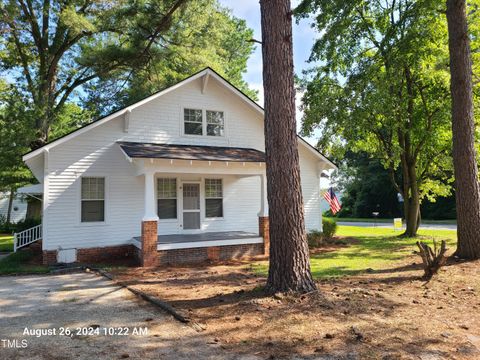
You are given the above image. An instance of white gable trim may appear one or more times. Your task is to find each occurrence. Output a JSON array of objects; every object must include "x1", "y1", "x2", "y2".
[
  {"x1": 297, "y1": 137, "x2": 336, "y2": 169},
  {"x1": 23, "y1": 67, "x2": 336, "y2": 169},
  {"x1": 23, "y1": 69, "x2": 210, "y2": 161}
]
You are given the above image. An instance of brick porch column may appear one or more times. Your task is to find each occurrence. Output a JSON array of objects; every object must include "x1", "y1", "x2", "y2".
[
  {"x1": 207, "y1": 246, "x2": 221, "y2": 261},
  {"x1": 141, "y1": 220, "x2": 158, "y2": 267},
  {"x1": 141, "y1": 169, "x2": 159, "y2": 267},
  {"x1": 259, "y1": 216, "x2": 270, "y2": 256},
  {"x1": 258, "y1": 173, "x2": 269, "y2": 256}
]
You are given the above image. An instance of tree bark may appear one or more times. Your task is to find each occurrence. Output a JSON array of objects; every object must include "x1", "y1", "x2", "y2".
[
  {"x1": 398, "y1": 132, "x2": 420, "y2": 237},
  {"x1": 6, "y1": 189, "x2": 14, "y2": 224},
  {"x1": 260, "y1": 0, "x2": 316, "y2": 293},
  {"x1": 446, "y1": 0, "x2": 480, "y2": 259}
]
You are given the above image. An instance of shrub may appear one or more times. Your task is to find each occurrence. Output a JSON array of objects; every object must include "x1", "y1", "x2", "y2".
[
  {"x1": 322, "y1": 218, "x2": 337, "y2": 239},
  {"x1": 0, "y1": 214, "x2": 16, "y2": 233},
  {"x1": 307, "y1": 230, "x2": 323, "y2": 248}
]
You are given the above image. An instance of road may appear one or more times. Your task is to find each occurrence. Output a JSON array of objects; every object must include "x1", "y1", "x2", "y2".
[{"x1": 337, "y1": 221, "x2": 457, "y2": 231}]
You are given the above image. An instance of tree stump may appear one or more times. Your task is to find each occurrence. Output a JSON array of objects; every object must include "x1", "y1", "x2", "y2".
[{"x1": 416, "y1": 240, "x2": 448, "y2": 280}]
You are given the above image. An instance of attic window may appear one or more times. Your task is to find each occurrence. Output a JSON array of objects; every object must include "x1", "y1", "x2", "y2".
[
  {"x1": 183, "y1": 109, "x2": 225, "y2": 137},
  {"x1": 184, "y1": 109, "x2": 203, "y2": 135},
  {"x1": 206, "y1": 111, "x2": 224, "y2": 136}
]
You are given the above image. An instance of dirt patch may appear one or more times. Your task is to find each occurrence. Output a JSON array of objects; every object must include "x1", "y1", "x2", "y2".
[
  {"x1": 0, "y1": 272, "x2": 255, "y2": 360},
  {"x1": 110, "y1": 254, "x2": 480, "y2": 359}
]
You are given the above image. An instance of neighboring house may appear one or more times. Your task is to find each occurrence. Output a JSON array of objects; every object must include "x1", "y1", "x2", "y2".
[
  {"x1": 20, "y1": 68, "x2": 336, "y2": 266},
  {"x1": 17, "y1": 184, "x2": 43, "y2": 220},
  {"x1": 0, "y1": 184, "x2": 43, "y2": 226},
  {"x1": 0, "y1": 192, "x2": 27, "y2": 224}
]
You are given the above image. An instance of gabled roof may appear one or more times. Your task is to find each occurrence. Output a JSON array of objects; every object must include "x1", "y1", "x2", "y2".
[
  {"x1": 118, "y1": 141, "x2": 265, "y2": 163},
  {"x1": 23, "y1": 67, "x2": 336, "y2": 169}
]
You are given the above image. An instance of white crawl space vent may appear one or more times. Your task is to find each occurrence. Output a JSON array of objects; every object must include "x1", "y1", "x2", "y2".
[{"x1": 57, "y1": 249, "x2": 77, "y2": 263}]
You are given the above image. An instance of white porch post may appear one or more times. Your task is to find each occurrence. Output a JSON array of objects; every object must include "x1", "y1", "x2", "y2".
[
  {"x1": 258, "y1": 173, "x2": 269, "y2": 217},
  {"x1": 143, "y1": 169, "x2": 159, "y2": 221}
]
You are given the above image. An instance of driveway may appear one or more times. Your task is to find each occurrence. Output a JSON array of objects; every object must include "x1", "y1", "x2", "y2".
[{"x1": 0, "y1": 272, "x2": 259, "y2": 360}]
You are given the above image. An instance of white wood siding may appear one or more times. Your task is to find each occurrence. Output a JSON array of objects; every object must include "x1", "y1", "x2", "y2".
[
  {"x1": 155, "y1": 175, "x2": 260, "y2": 235},
  {"x1": 299, "y1": 145, "x2": 322, "y2": 232},
  {"x1": 125, "y1": 78, "x2": 265, "y2": 150},
  {"x1": 42, "y1": 76, "x2": 323, "y2": 250}
]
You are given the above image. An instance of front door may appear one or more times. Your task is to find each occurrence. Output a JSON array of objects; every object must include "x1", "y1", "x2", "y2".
[{"x1": 182, "y1": 183, "x2": 201, "y2": 230}]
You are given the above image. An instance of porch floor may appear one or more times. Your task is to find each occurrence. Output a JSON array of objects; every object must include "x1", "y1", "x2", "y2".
[
  {"x1": 156, "y1": 231, "x2": 260, "y2": 244},
  {"x1": 133, "y1": 231, "x2": 263, "y2": 250}
]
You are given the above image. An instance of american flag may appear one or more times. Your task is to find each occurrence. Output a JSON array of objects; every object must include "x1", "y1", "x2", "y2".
[{"x1": 323, "y1": 187, "x2": 341, "y2": 214}]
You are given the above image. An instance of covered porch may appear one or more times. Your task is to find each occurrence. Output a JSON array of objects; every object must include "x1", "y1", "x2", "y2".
[
  {"x1": 133, "y1": 231, "x2": 263, "y2": 250},
  {"x1": 118, "y1": 141, "x2": 270, "y2": 266}
]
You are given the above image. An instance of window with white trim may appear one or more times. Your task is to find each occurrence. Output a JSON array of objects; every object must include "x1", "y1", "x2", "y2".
[
  {"x1": 184, "y1": 109, "x2": 203, "y2": 135},
  {"x1": 183, "y1": 108, "x2": 225, "y2": 137},
  {"x1": 158, "y1": 178, "x2": 177, "y2": 219},
  {"x1": 206, "y1": 111, "x2": 224, "y2": 136},
  {"x1": 205, "y1": 179, "x2": 223, "y2": 218},
  {"x1": 81, "y1": 177, "x2": 105, "y2": 222}
]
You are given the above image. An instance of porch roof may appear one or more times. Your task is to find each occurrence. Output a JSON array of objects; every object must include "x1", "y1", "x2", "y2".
[{"x1": 117, "y1": 141, "x2": 265, "y2": 163}]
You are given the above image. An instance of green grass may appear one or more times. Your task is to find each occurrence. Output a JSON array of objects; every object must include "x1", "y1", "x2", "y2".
[
  {"x1": 0, "y1": 234, "x2": 13, "y2": 252},
  {"x1": 0, "y1": 249, "x2": 49, "y2": 275},
  {"x1": 252, "y1": 226, "x2": 457, "y2": 279},
  {"x1": 325, "y1": 217, "x2": 457, "y2": 225}
]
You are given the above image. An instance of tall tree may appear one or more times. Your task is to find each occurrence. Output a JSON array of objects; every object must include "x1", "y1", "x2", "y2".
[
  {"x1": 260, "y1": 0, "x2": 316, "y2": 293},
  {"x1": 0, "y1": 81, "x2": 36, "y2": 205},
  {"x1": 0, "y1": 0, "x2": 255, "y2": 148},
  {"x1": 0, "y1": 0, "x2": 189, "y2": 148},
  {"x1": 446, "y1": 0, "x2": 480, "y2": 259},
  {"x1": 83, "y1": 2, "x2": 257, "y2": 116},
  {"x1": 296, "y1": 0, "x2": 453, "y2": 236}
]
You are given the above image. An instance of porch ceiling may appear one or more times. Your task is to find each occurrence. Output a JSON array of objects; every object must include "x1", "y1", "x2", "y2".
[{"x1": 117, "y1": 141, "x2": 265, "y2": 163}]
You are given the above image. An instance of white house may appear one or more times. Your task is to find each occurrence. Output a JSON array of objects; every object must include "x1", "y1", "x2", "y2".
[
  {"x1": 19, "y1": 68, "x2": 336, "y2": 266},
  {"x1": 0, "y1": 193, "x2": 27, "y2": 224}
]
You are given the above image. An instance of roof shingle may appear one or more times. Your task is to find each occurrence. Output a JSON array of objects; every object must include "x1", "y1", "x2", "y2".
[{"x1": 117, "y1": 141, "x2": 265, "y2": 163}]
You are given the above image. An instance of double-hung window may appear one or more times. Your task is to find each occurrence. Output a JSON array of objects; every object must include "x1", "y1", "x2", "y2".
[
  {"x1": 183, "y1": 109, "x2": 224, "y2": 137},
  {"x1": 206, "y1": 111, "x2": 224, "y2": 136},
  {"x1": 158, "y1": 178, "x2": 177, "y2": 219},
  {"x1": 81, "y1": 177, "x2": 105, "y2": 222},
  {"x1": 184, "y1": 109, "x2": 203, "y2": 135},
  {"x1": 205, "y1": 179, "x2": 223, "y2": 218}
]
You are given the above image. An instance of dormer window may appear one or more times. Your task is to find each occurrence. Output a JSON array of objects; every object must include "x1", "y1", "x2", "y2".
[{"x1": 183, "y1": 108, "x2": 224, "y2": 137}]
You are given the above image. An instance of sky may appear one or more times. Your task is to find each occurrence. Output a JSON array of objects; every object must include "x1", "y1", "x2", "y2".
[
  {"x1": 219, "y1": 0, "x2": 319, "y2": 118},
  {"x1": 218, "y1": 1, "x2": 332, "y2": 187}
]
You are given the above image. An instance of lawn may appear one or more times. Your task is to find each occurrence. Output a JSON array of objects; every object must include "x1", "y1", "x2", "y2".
[
  {"x1": 0, "y1": 234, "x2": 13, "y2": 252},
  {"x1": 254, "y1": 225, "x2": 457, "y2": 278},
  {"x1": 325, "y1": 216, "x2": 457, "y2": 225},
  {"x1": 109, "y1": 224, "x2": 479, "y2": 359},
  {"x1": 0, "y1": 249, "x2": 49, "y2": 275}
]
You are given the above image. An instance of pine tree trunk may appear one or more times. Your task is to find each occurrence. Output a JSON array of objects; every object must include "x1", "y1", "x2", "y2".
[
  {"x1": 446, "y1": 0, "x2": 480, "y2": 259},
  {"x1": 260, "y1": 0, "x2": 316, "y2": 293}
]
